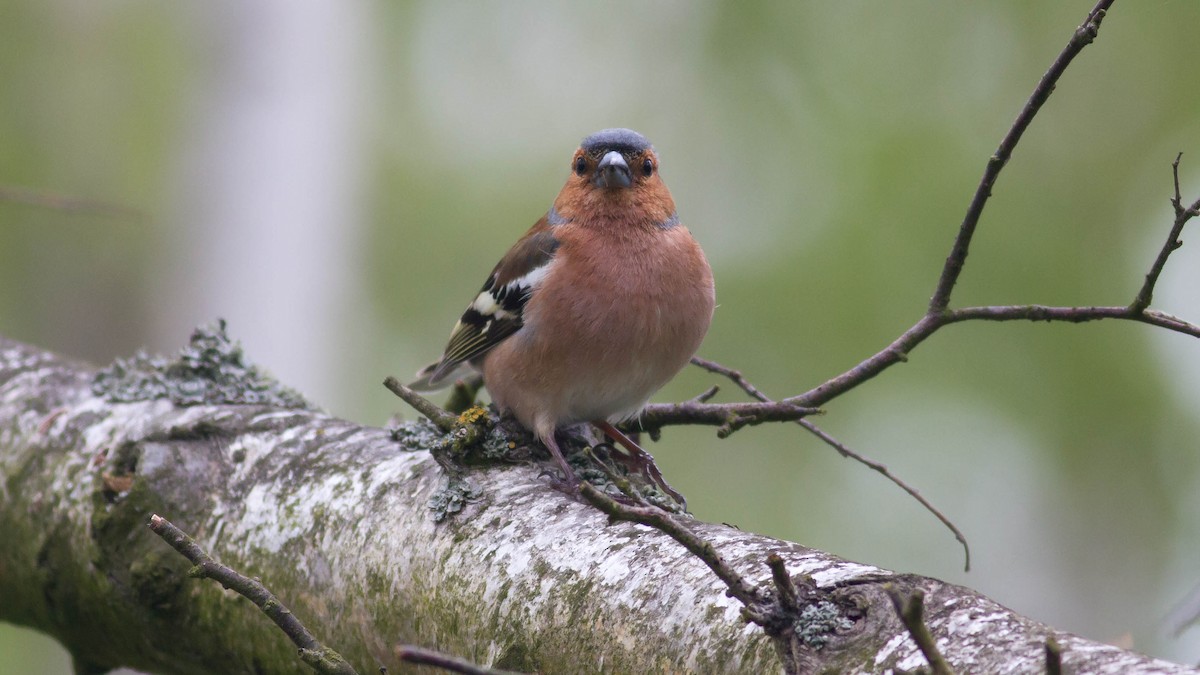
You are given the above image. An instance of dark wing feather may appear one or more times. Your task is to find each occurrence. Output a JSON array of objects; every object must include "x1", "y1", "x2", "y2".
[{"x1": 423, "y1": 225, "x2": 560, "y2": 387}]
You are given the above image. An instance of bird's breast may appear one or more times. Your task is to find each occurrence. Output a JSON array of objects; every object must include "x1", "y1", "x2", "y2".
[{"x1": 503, "y1": 224, "x2": 715, "y2": 423}]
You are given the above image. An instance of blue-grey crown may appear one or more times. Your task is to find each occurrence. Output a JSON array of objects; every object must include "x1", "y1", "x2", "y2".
[{"x1": 580, "y1": 128, "x2": 652, "y2": 155}]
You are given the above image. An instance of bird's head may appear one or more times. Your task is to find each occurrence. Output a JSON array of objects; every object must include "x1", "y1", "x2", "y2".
[{"x1": 557, "y1": 128, "x2": 676, "y2": 227}]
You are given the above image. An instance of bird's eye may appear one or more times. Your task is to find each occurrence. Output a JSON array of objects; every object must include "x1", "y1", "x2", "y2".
[
  {"x1": 574, "y1": 156, "x2": 587, "y2": 176},
  {"x1": 642, "y1": 158, "x2": 654, "y2": 177}
]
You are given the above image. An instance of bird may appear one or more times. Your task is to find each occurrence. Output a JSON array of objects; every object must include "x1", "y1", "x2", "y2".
[{"x1": 413, "y1": 128, "x2": 715, "y2": 486}]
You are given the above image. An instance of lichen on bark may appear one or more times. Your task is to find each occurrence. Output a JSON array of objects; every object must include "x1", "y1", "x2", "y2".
[{"x1": 91, "y1": 318, "x2": 310, "y2": 409}]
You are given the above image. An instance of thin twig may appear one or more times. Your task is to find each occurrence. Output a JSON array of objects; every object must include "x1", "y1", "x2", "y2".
[
  {"x1": 792, "y1": 260, "x2": 1200, "y2": 409},
  {"x1": 800, "y1": 419, "x2": 971, "y2": 573},
  {"x1": 689, "y1": 357, "x2": 772, "y2": 401},
  {"x1": 885, "y1": 585, "x2": 955, "y2": 675},
  {"x1": 782, "y1": 1, "x2": 1134, "y2": 410},
  {"x1": 690, "y1": 356, "x2": 972, "y2": 571},
  {"x1": 151, "y1": 514, "x2": 504, "y2": 675},
  {"x1": 948, "y1": 304, "x2": 1200, "y2": 338},
  {"x1": 384, "y1": 376, "x2": 459, "y2": 432},
  {"x1": 790, "y1": 314, "x2": 942, "y2": 408},
  {"x1": 929, "y1": 0, "x2": 1114, "y2": 312},
  {"x1": 1131, "y1": 154, "x2": 1200, "y2": 312},
  {"x1": 148, "y1": 514, "x2": 360, "y2": 675},
  {"x1": 579, "y1": 483, "x2": 762, "y2": 609},
  {"x1": 690, "y1": 384, "x2": 720, "y2": 404},
  {"x1": 637, "y1": 398, "x2": 821, "y2": 438},
  {"x1": 395, "y1": 647, "x2": 519, "y2": 675}
]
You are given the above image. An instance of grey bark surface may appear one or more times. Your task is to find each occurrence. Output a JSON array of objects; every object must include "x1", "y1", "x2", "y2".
[{"x1": 0, "y1": 334, "x2": 1194, "y2": 675}]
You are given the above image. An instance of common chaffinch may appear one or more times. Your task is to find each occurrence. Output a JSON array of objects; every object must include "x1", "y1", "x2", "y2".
[{"x1": 415, "y1": 128, "x2": 715, "y2": 486}]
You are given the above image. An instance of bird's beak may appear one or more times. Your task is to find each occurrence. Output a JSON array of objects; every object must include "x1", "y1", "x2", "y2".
[{"x1": 594, "y1": 151, "x2": 632, "y2": 189}]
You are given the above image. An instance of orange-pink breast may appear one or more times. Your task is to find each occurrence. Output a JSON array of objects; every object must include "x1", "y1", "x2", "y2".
[{"x1": 482, "y1": 222, "x2": 714, "y2": 437}]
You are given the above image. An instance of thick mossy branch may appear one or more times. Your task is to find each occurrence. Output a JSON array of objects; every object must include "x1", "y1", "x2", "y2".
[{"x1": 2, "y1": 332, "x2": 1196, "y2": 673}]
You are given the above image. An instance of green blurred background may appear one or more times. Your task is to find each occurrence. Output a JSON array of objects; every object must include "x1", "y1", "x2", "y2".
[{"x1": 3, "y1": 1, "x2": 1200, "y2": 671}]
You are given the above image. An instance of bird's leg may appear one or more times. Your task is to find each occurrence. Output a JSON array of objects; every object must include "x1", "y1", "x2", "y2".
[
  {"x1": 541, "y1": 432, "x2": 580, "y2": 488},
  {"x1": 592, "y1": 420, "x2": 687, "y2": 510}
]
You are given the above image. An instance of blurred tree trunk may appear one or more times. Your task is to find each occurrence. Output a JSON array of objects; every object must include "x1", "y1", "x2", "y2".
[
  {"x1": 158, "y1": 0, "x2": 371, "y2": 415},
  {"x1": 0, "y1": 334, "x2": 1194, "y2": 675}
]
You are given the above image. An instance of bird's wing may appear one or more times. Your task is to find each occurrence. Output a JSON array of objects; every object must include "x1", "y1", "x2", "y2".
[{"x1": 421, "y1": 222, "x2": 560, "y2": 388}]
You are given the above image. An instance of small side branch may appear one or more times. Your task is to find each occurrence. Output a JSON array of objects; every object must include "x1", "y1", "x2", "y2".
[
  {"x1": 947, "y1": 304, "x2": 1200, "y2": 338},
  {"x1": 929, "y1": 0, "x2": 1114, "y2": 312},
  {"x1": 579, "y1": 483, "x2": 762, "y2": 610},
  {"x1": 886, "y1": 585, "x2": 956, "y2": 675},
  {"x1": 148, "y1": 514, "x2": 360, "y2": 675},
  {"x1": 799, "y1": 420, "x2": 971, "y2": 573},
  {"x1": 766, "y1": 553, "x2": 802, "y2": 613},
  {"x1": 384, "y1": 376, "x2": 458, "y2": 432},
  {"x1": 150, "y1": 515, "x2": 509, "y2": 675},
  {"x1": 691, "y1": 356, "x2": 972, "y2": 571},
  {"x1": 1131, "y1": 153, "x2": 1200, "y2": 312},
  {"x1": 637, "y1": 398, "x2": 821, "y2": 438},
  {"x1": 395, "y1": 647, "x2": 519, "y2": 675}
]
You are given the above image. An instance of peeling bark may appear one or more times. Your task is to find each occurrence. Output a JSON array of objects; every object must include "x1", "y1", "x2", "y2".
[{"x1": 0, "y1": 335, "x2": 1195, "y2": 674}]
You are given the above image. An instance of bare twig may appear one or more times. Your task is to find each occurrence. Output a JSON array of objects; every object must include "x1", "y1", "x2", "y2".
[
  {"x1": 151, "y1": 514, "x2": 506, "y2": 675},
  {"x1": 636, "y1": 398, "x2": 821, "y2": 438},
  {"x1": 689, "y1": 357, "x2": 771, "y2": 401},
  {"x1": 579, "y1": 483, "x2": 763, "y2": 610},
  {"x1": 384, "y1": 376, "x2": 458, "y2": 432},
  {"x1": 948, "y1": 304, "x2": 1200, "y2": 338},
  {"x1": 670, "y1": 3, "x2": 1200, "y2": 578},
  {"x1": 929, "y1": 0, "x2": 1113, "y2": 312},
  {"x1": 792, "y1": 282, "x2": 1200, "y2": 410},
  {"x1": 1131, "y1": 153, "x2": 1200, "y2": 312},
  {"x1": 690, "y1": 356, "x2": 972, "y2": 571},
  {"x1": 885, "y1": 585, "x2": 955, "y2": 675},
  {"x1": 148, "y1": 514, "x2": 360, "y2": 675},
  {"x1": 395, "y1": 646, "x2": 519, "y2": 675},
  {"x1": 799, "y1": 419, "x2": 971, "y2": 573},
  {"x1": 783, "y1": 0, "x2": 1150, "y2": 411}
]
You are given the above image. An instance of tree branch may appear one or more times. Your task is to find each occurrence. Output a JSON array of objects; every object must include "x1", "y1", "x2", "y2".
[
  {"x1": 929, "y1": 0, "x2": 1114, "y2": 312},
  {"x1": 383, "y1": 376, "x2": 459, "y2": 432},
  {"x1": 148, "y1": 514, "x2": 360, "y2": 675},
  {"x1": 1131, "y1": 153, "x2": 1200, "y2": 313},
  {"x1": 579, "y1": 483, "x2": 762, "y2": 609},
  {"x1": 688, "y1": 356, "x2": 972, "y2": 572},
  {"x1": 759, "y1": 0, "x2": 1200, "y2": 414},
  {"x1": 395, "y1": 647, "x2": 520, "y2": 675},
  {"x1": 2, "y1": 334, "x2": 1197, "y2": 673},
  {"x1": 636, "y1": 398, "x2": 821, "y2": 438},
  {"x1": 947, "y1": 304, "x2": 1200, "y2": 338},
  {"x1": 886, "y1": 586, "x2": 955, "y2": 675}
]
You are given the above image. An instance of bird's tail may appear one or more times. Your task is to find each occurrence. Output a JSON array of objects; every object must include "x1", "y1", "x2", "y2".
[{"x1": 408, "y1": 360, "x2": 474, "y2": 392}]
